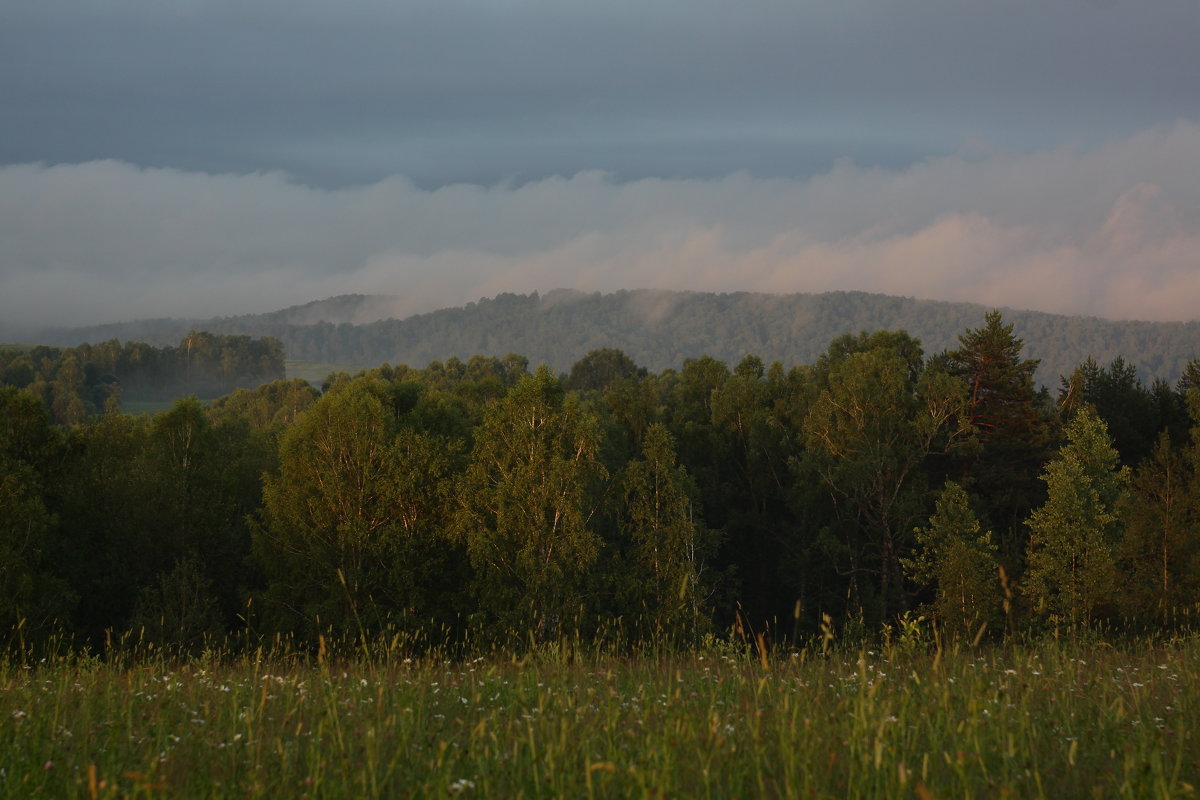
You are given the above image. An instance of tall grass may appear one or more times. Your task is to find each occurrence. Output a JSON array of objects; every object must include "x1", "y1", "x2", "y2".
[{"x1": 1, "y1": 631, "x2": 1197, "y2": 797}]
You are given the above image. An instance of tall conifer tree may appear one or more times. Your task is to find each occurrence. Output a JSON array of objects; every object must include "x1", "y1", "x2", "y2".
[{"x1": 949, "y1": 312, "x2": 1055, "y2": 566}]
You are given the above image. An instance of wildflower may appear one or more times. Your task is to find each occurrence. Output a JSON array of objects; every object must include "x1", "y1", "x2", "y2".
[{"x1": 448, "y1": 778, "x2": 476, "y2": 794}]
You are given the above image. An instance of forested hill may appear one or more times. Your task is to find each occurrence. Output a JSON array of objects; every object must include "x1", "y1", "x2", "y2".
[{"x1": 39, "y1": 289, "x2": 1200, "y2": 387}]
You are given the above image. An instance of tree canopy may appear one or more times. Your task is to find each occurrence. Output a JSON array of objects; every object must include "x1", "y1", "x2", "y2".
[{"x1": 3, "y1": 311, "x2": 1200, "y2": 652}]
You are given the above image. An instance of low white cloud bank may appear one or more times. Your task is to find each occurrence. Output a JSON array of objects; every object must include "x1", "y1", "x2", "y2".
[{"x1": 3, "y1": 122, "x2": 1200, "y2": 331}]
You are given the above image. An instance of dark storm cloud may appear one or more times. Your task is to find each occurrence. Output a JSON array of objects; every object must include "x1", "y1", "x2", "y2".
[{"x1": 3, "y1": 0, "x2": 1198, "y2": 187}]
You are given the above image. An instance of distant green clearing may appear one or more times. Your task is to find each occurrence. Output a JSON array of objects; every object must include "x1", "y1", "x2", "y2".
[
  {"x1": 108, "y1": 361, "x2": 363, "y2": 413},
  {"x1": 120, "y1": 399, "x2": 212, "y2": 416},
  {"x1": 285, "y1": 358, "x2": 368, "y2": 384},
  {"x1": 2, "y1": 637, "x2": 1197, "y2": 798}
]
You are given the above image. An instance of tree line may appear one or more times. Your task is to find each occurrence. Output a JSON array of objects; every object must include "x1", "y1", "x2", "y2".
[
  {"x1": 3, "y1": 312, "x2": 1200, "y2": 654},
  {"x1": 37, "y1": 289, "x2": 1200, "y2": 389},
  {"x1": 0, "y1": 332, "x2": 286, "y2": 424}
]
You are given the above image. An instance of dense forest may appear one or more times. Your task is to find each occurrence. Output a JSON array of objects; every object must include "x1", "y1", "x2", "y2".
[
  {"x1": 4, "y1": 312, "x2": 1200, "y2": 654},
  {"x1": 0, "y1": 333, "x2": 285, "y2": 423},
  {"x1": 34, "y1": 289, "x2": 1200, "y2": 388}
]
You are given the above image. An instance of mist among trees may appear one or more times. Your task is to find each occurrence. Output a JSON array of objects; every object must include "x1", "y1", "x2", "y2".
[{"x1": 3, "y1": 312, "x2": 1200, "y2": 653}]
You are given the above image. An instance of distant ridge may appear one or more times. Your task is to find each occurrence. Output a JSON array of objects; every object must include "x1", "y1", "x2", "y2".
[{"x1": 37, "y1": 289, "x2": 1200, "y2": 388}]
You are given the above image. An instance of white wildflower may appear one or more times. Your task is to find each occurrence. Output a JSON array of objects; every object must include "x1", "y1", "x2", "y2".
[{"x1": 448, "y1": 778, "x2": 476, "y2": 794}]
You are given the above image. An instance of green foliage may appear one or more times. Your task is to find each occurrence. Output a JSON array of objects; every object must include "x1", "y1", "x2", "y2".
[
  {"x1": 1024, "y1": 407, "x2": 1129, "y2": 627},
  {"x1": 815, "y1": 329, "x2": 925, "y2": 384},
  {"x1": 206, "y1": 378, "x2": 319, "y2": 430},
  {"x1": 662, "y1": 357, "x2": 731, "y2": 523},
  {"x1": 4, "y1": 641, "x2": 1200, "y2": 798},
  {"x1": 149, "y1": 399, "x2": 261, "y2": 618},
  {"x1": 0, "y1": 333, "x2": 285, "y2": 423},
  {"x1": 802, "y1": 336, "x2": 975, "y2": 619},
  {"x1": 0, "y1": 456, "x2": 74, "y2": 640},
  {"x1": 54, "y1": 410, "x2": 157, "y2": 636},
  {"x1": 903, "y1": 482, "x2": 1000, "y2": 638},
  {"x1": 129, "y1": 558, "x2": 225, "y2": 653},
  {"x1": 1178, "y1": 358, "x2": 1200, "y2": 395},
  {"x1": 565, "y1": 347, "x2": 643, "y2": 391},
  {"x1": 0, "y1": 388, "x2": 74, "y2": 641},
  {"x1": 0, "y1": 386, "x2": 63, "y2": 468},
  {"x1": 1116, "y1": 432, "x2": 1199, "y2": 625},
  {"x1": 455, "y1": 366, "x2": 606, "y2": 640},
  {"x1": 7, "y1": 308, "x2": 1200, "y2": 652},
  {"x1": 1060, "y1": 356, "x2": 1163, "y2": 466},
  {"x1": 52, "y1": 398, "x2": 261, "y2": 641},
  {"x1": 704, "y1": 356, "x2": 802, "y2": 626},
  {"x1": 600, "y1": 371, "x2": 660, "y2": 460},
  {"x1": 255, "y1": 378, "x2": 461, "y2": 637},
  {"x1": 619, "y1": 424, "x2": 719, "y2": 641},
  {"x1": 51, "y1": 290, "x2": 1200, "y2": 391},
  {"x1": 948, "y1": 311, "x2": 1056, "y2": 560}
]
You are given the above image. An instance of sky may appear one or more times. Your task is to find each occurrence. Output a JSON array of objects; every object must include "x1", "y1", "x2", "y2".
[{"x1": 2, "y1": 0, "x2": 1199, "y2": 332}]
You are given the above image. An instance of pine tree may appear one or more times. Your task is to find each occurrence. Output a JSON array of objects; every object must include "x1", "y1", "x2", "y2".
[
  {"x1": 1061, "y1": 357, "x2": 1159, "y2": 466},
  {"x1": 1177, "y1": 359, "x2": 1200, "y2": 396},
  {"x1": 948, "y1": 311, "x2": 1055, "y2": 567}
]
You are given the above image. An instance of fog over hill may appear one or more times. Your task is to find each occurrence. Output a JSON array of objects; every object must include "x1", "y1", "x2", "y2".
[{"x1": 34, "y1": 289, "x2": 1200, "y2": 389}]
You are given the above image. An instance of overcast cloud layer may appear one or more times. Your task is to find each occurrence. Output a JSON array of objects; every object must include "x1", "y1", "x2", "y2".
[
  {"x1": 3, "y1": 123, "x2": 1200, "y2": 330},
  {"x1": 2, "y1": 1, "x2": 1199, "y2": 329}
]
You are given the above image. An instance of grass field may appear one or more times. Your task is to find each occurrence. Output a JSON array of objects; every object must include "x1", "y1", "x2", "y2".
[{"x1": 2, "y1": 635, "x2": 1196, "y2": 798}]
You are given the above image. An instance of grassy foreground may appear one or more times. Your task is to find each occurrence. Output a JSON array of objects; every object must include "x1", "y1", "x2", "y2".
[{"x1": 1, "y1": 637, "x2": 1197, "y2": 798}]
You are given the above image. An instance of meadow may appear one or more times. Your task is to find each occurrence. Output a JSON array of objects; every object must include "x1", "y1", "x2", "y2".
[
  {"x1": 284, "y1": 359, "x2": 367, "y2": 385},
  {"x1": 2, "y1": 633, "x2": 1197, "y2": 799}
]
